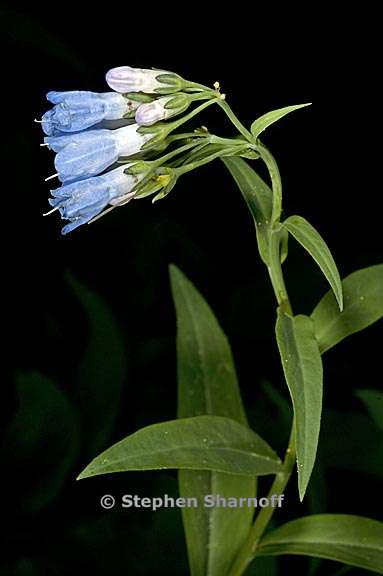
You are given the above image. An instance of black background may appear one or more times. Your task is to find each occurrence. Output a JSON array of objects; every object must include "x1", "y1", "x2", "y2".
[{"x1": 1, "y1": 6, "x2": 382, "y2": 575}]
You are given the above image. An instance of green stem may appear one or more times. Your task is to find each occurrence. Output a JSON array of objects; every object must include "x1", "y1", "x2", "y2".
[
  {"x1": 176, "y1": 145, "x2": 247, "y2": 176},
  {"x1": 151, "y1": 140, "x2": 206, "y2": 167},
  {"x1": 228, "y1": 427, "x2": 296, "y2": 576},
  {"x1": 254, "y1": 143, "x2": 282, "y2": 224},
  {"x1": 188, "y1": 92, "x2": 215, "y2": 103},
  {"x1": 216, "y1": 99, "x2": 254, "y2": 141},
  {"x1": 209, "y1": 134, "x2": 248, "y2": 147},
  {"x1": 166, "y1": 98, "x2": 219, "y2": 133},
  {"x1": 167, "y1": 132, "x2": 207, "y2": 142},
  {"x1": 227, "y1": 220, "x2": 294, "y2": 576},
  {"x1": 184, "y1": 80, "x2": 217, "y2": 93},
  {"x1": 267, "y1": 227, "x2": 291, "y2": 312}
]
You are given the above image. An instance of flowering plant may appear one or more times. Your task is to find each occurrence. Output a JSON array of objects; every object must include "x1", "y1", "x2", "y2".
[{"x1": 38, "y1": 65, "x2": 383, "y2": 575}]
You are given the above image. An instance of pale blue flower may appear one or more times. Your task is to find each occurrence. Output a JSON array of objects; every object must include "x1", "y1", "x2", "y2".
[
  {"x1": 48, "y1": 165, "x2": 141, "y2": 234},
  {"x1": 44, "y1": 124, "x2": 151, "y2": 182},
  {"x1": 41, "y1": 91, "x2": 138, "y2": 135}
]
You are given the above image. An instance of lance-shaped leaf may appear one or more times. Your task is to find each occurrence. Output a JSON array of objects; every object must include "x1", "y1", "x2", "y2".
[
  {"x1": 222, "y1": 157, "x2": 272, "y2": 264},
  {"x1": 283, "y1": 215, "x2": 343, "y2": 311},
  {"x1": 77, "y1": 415, "x2": 282, "y2": 480},
  {"x1": 257, "y1": 514, "x2": 383, "y2": 574},
  {"x1": 311, "y1": 264, "x2": 383, "y2": 353},
  {"x1": 170, "y1": 265, "x2": 256, "y2": 576},
  {"x1": 275, "y1": 311, "x2": 323, "y2": 501},
  {"x1": 250, "y1": 103, "x2": 311, "y2": 139}
]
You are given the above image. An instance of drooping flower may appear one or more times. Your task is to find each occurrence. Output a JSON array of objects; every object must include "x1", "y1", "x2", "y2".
[
  {"x1": 40, "y1": 91, "x2": 140, "y2": 135},
  {"x1": 44, "y1": 124, "x2": 153, "y2": 182},
  {"x1": 47, "y1": 164, "x2": 143, "y2": 234},
  {"x1": 106, "y1": 66, "x2": 184, "y2": 94},
  {"x1": 135, "y1": 94, "x2": 191, "y2": 126}
]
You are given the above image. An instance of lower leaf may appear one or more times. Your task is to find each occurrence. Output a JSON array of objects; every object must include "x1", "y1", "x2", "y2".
[{"x1": 257, "y1": 514, "x2": 383, "y2": 574}]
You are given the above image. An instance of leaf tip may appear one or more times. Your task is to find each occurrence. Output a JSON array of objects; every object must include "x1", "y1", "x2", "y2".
[
  {"x1": 298, "y1": 477, "x2": 307, "y2": 502},
  {"x1": 76, "y1": 463, "x2": 94, "y2": 480}
]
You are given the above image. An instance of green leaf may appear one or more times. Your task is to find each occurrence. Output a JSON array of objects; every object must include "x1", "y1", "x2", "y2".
[
  {"x1": 170, "y1": 265, "x2": 248, "y2": 423},
  {"x1": 222, "y1": 157, "x2": 272, "y2": 264},
  {"x1": 355, "y1": 389, "x2": 383, "y2": 433},
  {"x1": 250, "y1": 103, "x2": 311, "y2": 139},
  {"x1": 170, "y1": 264, "x2": 256, "y2": 576},
  {"x1": 67, "y1": 273, "x2": 127, "y2": 454},
  {"x1": 283, "y1": 215, "x2": 343, "y2": 311},
  {"x1": 275, "y1": 311, "x2": 323, "y2": 501},
  {"x1": 3, "y1": 372, "x2": 79, "y2": 513},
  {"x1": 311, "y1": 264, "x2": 383, "y2": 353},
  {"x1": 77, "y1": 415, "x2": 282, "y2": 480},
  {"x1": 257, "y1": 514, "x2": 383, "y2": 574}
]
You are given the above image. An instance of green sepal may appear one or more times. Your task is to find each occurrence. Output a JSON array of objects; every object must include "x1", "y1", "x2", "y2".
[
  {"x1": 164, "y1": 93, "x2": 190, "y2": 110},
  {"x1": 140, "y1": 128, "x2": 169, "y2": 151},
  {"x1": 123, "y1": 92, "x2": 155, "y2": 103},
  {"x1": 123, "y1": 161, "x2": 148, "y2": 175},
  {"x1": 152, "y1": 175, "x2": 178, "y2": 203},
  {"x1": 122, "y1": 110, "x2": 138, "y2": 119},
  {"x1": 155, "y1": 73, "x2": 185, "y2": 93}
]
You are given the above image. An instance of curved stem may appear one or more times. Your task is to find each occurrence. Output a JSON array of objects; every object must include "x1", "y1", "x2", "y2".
[
  {"x1": 227, "y1": 220, "x2": 294, "y2": 576},
  {"x1": 216, "y1": 100, "x2": 254, "y2": 141},
  {"x1": 267, "y1": 227, "x2": 291, "y2": 313},
  {"x1": 167, "y1": 132, "x2": 207, "y2": 142},
  {"x1": 151, "y1": 140, "x2": 206, "y2": 167},
  {"x1": 228, "y1": 427, "x2": 296, "y2": 576},
  {"x1": 255, "y1": 142, "x2": 282, "y2": 225},
  {"x1": 166, "y1": 98, "x2": 219, "y2": 134},
  {"x1": 176, "y1": 145, "x2": 247, "y2": 176},
  {"x1": 184, "y1": 80, "x2": 217, "y2": 93}
]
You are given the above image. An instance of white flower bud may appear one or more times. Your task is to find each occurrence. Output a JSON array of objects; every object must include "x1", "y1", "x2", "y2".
[
  {"x1": 135, "y1": 95, "x2": 190, "y2": 126},
  {"x1": 106, "y1": 66, "x2": 167, "y2": 93}
]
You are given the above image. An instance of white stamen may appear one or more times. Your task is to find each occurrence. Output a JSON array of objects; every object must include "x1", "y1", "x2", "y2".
[
  {"x1": 40, "y1": 143, "x2": 49, "y2": 147},
  {"x1": 87, "y1": 205, "x2": 117, "y2": 224},
  {"x1": 34, "y1": 118, "x2": 48, "y2": 123},
  {"x1": 43, "y1": 206, "x2": 59, "y2": 216},
  {"x1": 109, "y1": 191, "x2": 136, "y2": 206},
  {"x1": 45, "y1": 173, "x2": 59, "y2": 182}
]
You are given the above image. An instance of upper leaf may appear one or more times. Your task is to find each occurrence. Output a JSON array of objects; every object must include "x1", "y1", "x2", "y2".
[
  {"x1": 275, "y1": 311, "x2": 323, "y2": 501},
  {"x1": 222, "y1": 157, "x2": 272, "y2": 264},
  {"x1": 250, "y1": 103, "x2": 311, "y2": 140},
  {"x1": 257, "y1": 514, "x2": 383, "y2": 574},
  {"x1": 283, "y1": 215, "x2": 343, "y2": 311},
  {"x1": 77, "y1": 415, "x2": 282, "y2": 480},
  {"x1": 311, "y1": 264, "x2": 383, "y2": 353},
  {"x1": 170, "y1": 264, "x2": 248, "y2": 423}
]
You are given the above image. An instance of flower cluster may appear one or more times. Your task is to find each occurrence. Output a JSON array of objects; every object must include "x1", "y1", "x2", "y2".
[{"x1": 39, "y1": 66, "x2": 211, "y2": 234}]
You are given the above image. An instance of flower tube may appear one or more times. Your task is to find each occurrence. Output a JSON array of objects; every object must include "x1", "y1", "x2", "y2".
[
  {"x1": 44, "y1": 124, "x2": 153, "y2": 182},
  {"x1": 40, "y1": 91, "x2": 140, "y2": 135},
  {"x1": 47, "y1": 164, "x2": 143, "y2": 234}
]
